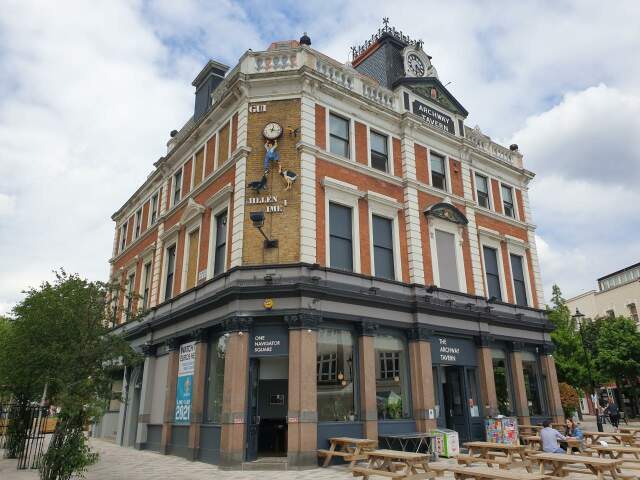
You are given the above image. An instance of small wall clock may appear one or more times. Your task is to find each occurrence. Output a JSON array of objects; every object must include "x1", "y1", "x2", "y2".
[{"x1": 263, "y1": 122, "x2": 283, "y2": 140}]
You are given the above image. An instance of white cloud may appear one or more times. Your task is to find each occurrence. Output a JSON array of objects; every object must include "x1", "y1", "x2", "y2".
[{"x1": 0, "y1": 193, "x2": 15, "y2": 216}]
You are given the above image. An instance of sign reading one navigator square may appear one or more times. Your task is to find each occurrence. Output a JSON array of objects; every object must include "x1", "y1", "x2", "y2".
[{"x1": 413, "y1": 100, "x2": 455, "y2": 135}]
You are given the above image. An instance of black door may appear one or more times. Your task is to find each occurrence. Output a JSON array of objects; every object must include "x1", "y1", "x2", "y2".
[
  {"x1": 246, "y1": 358, "x2": 260, "y2": 461},
  {"x1": 444, "y1": 366, "x2": 470, "y2": 442}
]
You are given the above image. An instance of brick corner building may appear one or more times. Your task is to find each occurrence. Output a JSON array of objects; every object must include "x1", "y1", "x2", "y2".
[{"x1": 95, "y1": 22, "x2": 562, "y2": 468}]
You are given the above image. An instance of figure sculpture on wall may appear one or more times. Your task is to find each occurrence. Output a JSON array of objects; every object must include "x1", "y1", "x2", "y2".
[
  {"x1": 278, "y1": 163, "x2": 297, "y2": 190},
  {"x1": 263, "y1": 139, "x2": 279, "y2": 173}
]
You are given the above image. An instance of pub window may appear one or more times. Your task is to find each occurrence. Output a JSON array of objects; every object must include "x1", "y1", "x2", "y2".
[
  {"x1": 120, "y1": 222, "x2": 127, "y2": 252},
  {"x1": 329, "y1": 202, "x2": 353, "y2": 271},
  {"x1": 510, "y1": 254, "x2": 528, "y2": 306},
  {"x1": 372, "y1": 215, "x2": 395, "y2": 280},
  {"x1": 317, "y1": 329, "x2": 357, "y2": 422},
  {"x1": 172, "y1": 170, "x2": 182, "y2": 206},
  {"x1": 204, "y1": 334, "x2": 227, "y2": 423},
  {"x1": 329, "y1": 113, "x2": 350, "y2": 158},
  {"x1": 134, "y1": 208, "x2": 142, "y2": 239},
  {"x1": 435, "y1": 229, "x2": 460, "y2": 291},
  {"x1": 164, "y1": 244, "x2": 176, "y2": 300},
  {"x1": 491, "y1": 349, "x2": 513, "y2": 416},
  {"x1": 483, "y1": 246, "x2": 502, "y2": 301},
  {"x1": 375, "y1": 335, "x2": 410, "y2": 419},
  {"x1": 150, "y1": 193, "x2": 159, "y2": 225},
  {"x1": 125, "y1": 272, "x2": 135, "y2": 321},
  {"x1": 213, "y1": 210, "x2": 227, "y2": 276},
  {"x1": 501, "y1": 184, "x2": 515, "y2": 218},
  {"x1": 141, "y1": 261, "x2": 152, "y2": 311},
  {"x1": 430, "y1": 152, "x2": 447, "y2": 190},
  {"x1": 522, "y1": 352, "x2": 543, "y2": 416},
  {"x1": 475, "y1": 173, "x2": 490, "y2": 209},
  {"x1": 370, "y1": 130, "x2": 388, "y2": 172},
  {"x1": 466, "y1": 369, "x2": 481, "y2": 417}
]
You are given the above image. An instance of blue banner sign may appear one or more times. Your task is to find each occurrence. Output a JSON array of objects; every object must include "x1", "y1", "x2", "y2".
[{"x1": 175, "y1": 341, "x2": 196, "y2": 424}]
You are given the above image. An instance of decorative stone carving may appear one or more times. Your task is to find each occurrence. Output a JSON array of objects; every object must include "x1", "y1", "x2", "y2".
[
  {"x1": 285, "y1": 312, "x2": 321, "y2": 330},
  {"x1": 406, "y1": 325, "x2": 433, "y2": 342},
  {"x1": 222, "y1": 316, "x2": 253, "y2": 333},
  {"x1": 357, "y1": 320, "x2": 379, "y2": 336}
]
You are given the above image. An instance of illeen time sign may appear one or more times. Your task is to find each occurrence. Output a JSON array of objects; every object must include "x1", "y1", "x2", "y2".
[{"x1": 412, "y1": 100, "x2": 455, "y2": 135}]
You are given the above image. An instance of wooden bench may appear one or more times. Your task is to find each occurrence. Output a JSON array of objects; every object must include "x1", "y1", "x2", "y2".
[
  {"x1": 352, "y1": 466, "x2": 407, "y2": 478},
  {"x1": 428, "y1": 465, "x2": 546, "y2": 480},
  {"x1": 456, "y1": 454, "x2": 510, "y2": 469},
  {"x1": 317, "y1": 449, "x2": 367, "y2": 462}
]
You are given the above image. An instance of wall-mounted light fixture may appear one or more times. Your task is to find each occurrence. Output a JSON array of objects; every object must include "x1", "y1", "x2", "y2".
[{"x1": 250, "y1": 211, "x2": 278, "y2": 248}]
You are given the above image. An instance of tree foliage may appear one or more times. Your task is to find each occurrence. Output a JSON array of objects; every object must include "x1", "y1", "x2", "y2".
[
  {"x1": 0, "y1": 270, "x2": 139, "y2": 479},
  {"x1": 559, "y1": 382, "x2": 580, "y2": 417}
]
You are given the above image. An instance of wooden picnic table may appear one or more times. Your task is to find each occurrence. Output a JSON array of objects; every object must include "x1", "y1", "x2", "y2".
[
  {"x1": 530, "y1": 452, "x2": 624, "y2": 479},
  {"x1": 591, "y1": 444, "x2": 640, "y2": 461},
  {"x1": 523, "y1": 435, "x2": 582, "y2": 453},
  {"x1": 463, "y1": 441, "x2": 528, "y2": 464},
  {"x1": 433, "y1": 464, "x2": 547, "y2": 480},
  {"x1": 621, "y1": 427, "x2": 640, "y2": 437},
  {"x1": 318, "y1": 437, "x2": 377, "y2": 467},
  {"x1": 584, "y1": 431, "x2": 637, "y2": 446},
  {"x1": 351, "y1": 449, "x2": 432, "y2": 479}
]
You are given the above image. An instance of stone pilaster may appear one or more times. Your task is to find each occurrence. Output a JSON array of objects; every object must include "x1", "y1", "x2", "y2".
[
  {"x1": 358, "y1": 321, "x2": 379, "y2": 440},
  {"x1": 509, "y1": 342, "x2": 530, "y2": 425},
  {"x1": 160, "y1": 338, "x2": 180, "y2": 454},
  {"x1": 286, "y1": 313, "x2": 319, "y2": 467},
  {"x1": 540, "y1": 345, "x2": 564, "y2": 423},
  {"x1": 407, "y1": 326, "x2": 437, "y2": 432},
  {"x1": 476, "y1": 336, "x2": 498, "y2": 417},
  {"x1": 219, "y1": 318, "x2": 251, "y2": 467},
  {"x1": 188, "y1": 329, "x2": 209, "y2": 460},
  {"x1": 135, "y1": 343, "x2": 157, "y2": 449}
]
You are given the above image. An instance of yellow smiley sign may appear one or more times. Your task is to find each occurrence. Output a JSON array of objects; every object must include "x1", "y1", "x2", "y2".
[{"x1": 263, "y1": 298, "x2": 274, "y2": 310}]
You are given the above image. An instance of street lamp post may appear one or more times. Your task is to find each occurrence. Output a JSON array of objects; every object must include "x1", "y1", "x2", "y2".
[{"x1": 573, "y1": 308, "x2": 600, "y2": 430}]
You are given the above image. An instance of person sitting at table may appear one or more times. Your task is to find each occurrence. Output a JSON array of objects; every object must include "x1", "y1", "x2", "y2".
[
  {"x1": 541, "y1": 419, "x2": 566, "y2": 453},
  {"x1": 562, "y1": 418, "x2": 584, "y2": 452}
]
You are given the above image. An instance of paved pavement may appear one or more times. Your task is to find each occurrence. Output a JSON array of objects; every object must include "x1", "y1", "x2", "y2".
[{"x1": 0, "y1": 415, "x2": 637, "y2": 479}]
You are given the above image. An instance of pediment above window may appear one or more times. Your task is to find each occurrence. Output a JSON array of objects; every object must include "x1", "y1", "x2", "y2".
[
  {"x1": 423, "y1": 201, "x2": 468, "y2": 226},
  {"x1": 180, "y1": 198, "x2": 206, "y2": 225}
]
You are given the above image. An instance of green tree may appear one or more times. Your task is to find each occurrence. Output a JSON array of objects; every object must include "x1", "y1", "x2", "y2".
[
  {"x1": 547, "y1": 285, "x2": 593, "y2": 390},
  {"x1": 0, "y1": 270, "x2": 139, "y2": 479}
]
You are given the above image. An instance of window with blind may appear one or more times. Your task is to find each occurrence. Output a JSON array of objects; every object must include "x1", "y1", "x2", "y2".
[
  {"x1": 213, "y1": 210, "x2": 227, "y2": 275},
  {"x1": 370, "y1": 131, "x2": 388, "y2": 172},
  {"x1": 435, "y1": 229, "x2": 459, "y2": 291},
  {"x1": 372, "y1": 215, "x2": 395, "y2": 280},
  {"x1": 430, "y1": 152, "x2": 447, "y2": 190},
  {"x1": 193, "y1": 147, "x2": 204, "y2": 188},
  {"x1": 329, "y1": 113, "x2": 350, "y2": 158},
  {"x1": 483, "y1": 246, "x2": 502, "y2": 301},
  {"x1": 501, "y1": 184, "x2": 515, "y2": 218},
  {"x1": 185, "y1": 229, "x2": 199, "y2": 289},
  {"x1": 510, "y1": 253, "x2": 528, "y2": 306},
  {"x1": 329, "y1": 202, "x2": 353, "y2": 271},
  {"x1": 476, "y1": 173, "x2": 490, "y2": 209}
]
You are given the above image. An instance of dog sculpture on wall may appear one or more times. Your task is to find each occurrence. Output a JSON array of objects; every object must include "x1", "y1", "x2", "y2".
[{"x1": 278, "y1": 163, "x2": 297, "y2": 190}]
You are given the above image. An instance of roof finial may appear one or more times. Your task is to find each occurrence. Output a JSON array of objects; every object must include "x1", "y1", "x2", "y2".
[{"x1": 383, "y1": 17, "x2": 390, "y2": 27}]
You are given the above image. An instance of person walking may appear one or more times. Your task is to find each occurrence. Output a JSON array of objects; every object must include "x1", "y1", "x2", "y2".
[
  {"x1": 605, "y1": 397, "x2": 620, "y2": 431},
  {"x1": 541, "y1": 419, "x2": 566, "y2": 453}
]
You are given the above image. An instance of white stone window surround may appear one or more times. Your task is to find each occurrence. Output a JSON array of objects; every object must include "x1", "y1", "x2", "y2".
[
  {"x1": 428, "y1": 215, "x2": 468, "y2": 293},
  {"x1": 367, "y1": 191, "x2": 403, "y2": 281},
  {"x1": 171, "y1": 164, "x2": 186, "y2": 209},
  {"x1": 505, "y1": 236, "x2": 534, "y2": 308},
  {"x1": 179, "y1": 200, "x2": 206, "y2": 292},
  {"x1": 322, "y1": 177, "x2": 365, "y2": 274},
  {"x1": 325, "y1": 106, "x2": 356, "y2": 162},
  {"x1": 367, "y1": 127, "x2": 395, "y2": 176},
  {"x1": 147, "y1": 188, "x2": 161, "y2": 229},
  {"x1": 137, "y1": 247, "x2": 155, "y2": 311},
  {"x1": 477, "y1": 228, "x2": 509, "y2": 301},
  {"x1": 472, "y1": 169, "x2": 494, "y2": 212},
  {"x1": 426, "y1": 147, "x2": 453, "y2": 195},
  {"x1": 205, "y1": 184, "x2": 233, "y2": 279},
  {"x1": 158, "y1": 224, "x2": 180, "y2": 303},
  {"x1": 497, "y1": 181, "x2": 520, "y2": 221}
]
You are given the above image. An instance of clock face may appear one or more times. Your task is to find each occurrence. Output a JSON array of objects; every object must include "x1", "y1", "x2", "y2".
[
  {"x1": 407, "y1": 53, "x2": 425, "y2": 77},
  {"x1": 263, "y1": 122, "x2": 283, "y2": 140}
]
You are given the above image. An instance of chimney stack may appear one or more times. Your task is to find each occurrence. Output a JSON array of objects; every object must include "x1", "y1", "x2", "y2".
[{"x1": 192, "y1": 60, "x2": 230, "y2": 121}]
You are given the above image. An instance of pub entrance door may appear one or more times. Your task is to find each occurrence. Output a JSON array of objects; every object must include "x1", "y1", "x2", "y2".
[
  {"x1": 443, "y1": 366, "x2": 470, "y2": 441},
  {"x1": 246, "y1": 356, "x2": 288, "y2": 461}
]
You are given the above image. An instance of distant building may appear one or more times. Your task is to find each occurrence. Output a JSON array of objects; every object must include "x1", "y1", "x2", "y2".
[{"x1": 567, "y1": 262, "x2": 640, "y2": 321}]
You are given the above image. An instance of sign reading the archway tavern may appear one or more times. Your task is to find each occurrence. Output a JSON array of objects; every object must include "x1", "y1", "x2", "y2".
[{"x1": 413, "y1": 100, "x2": 455, "y2": 134}]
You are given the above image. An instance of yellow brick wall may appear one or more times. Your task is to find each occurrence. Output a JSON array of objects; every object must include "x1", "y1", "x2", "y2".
[{"x1": 242, "y1": 99, "x2": 301, "y2": 265}]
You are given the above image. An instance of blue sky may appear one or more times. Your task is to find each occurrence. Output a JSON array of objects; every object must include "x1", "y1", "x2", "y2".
[{"x1": 0, "y1": 0, "x2": 639, "y2": 313}]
